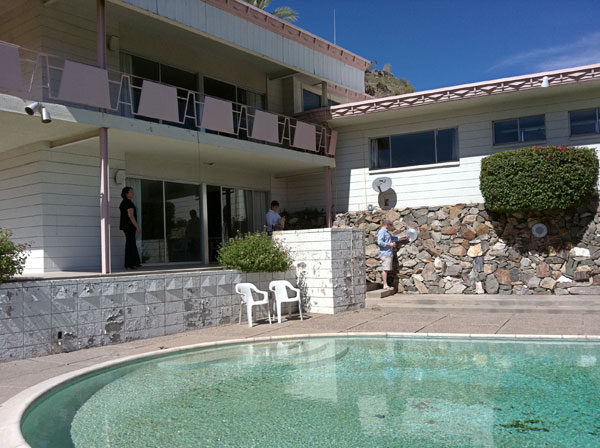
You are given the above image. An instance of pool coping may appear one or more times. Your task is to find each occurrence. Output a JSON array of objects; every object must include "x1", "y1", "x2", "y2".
[{"x1": 2, "y1": 331, "x2": 600, "y2": 448}]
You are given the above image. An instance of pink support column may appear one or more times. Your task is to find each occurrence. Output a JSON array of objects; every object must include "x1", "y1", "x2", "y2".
[
  {"x1": 97, "y1": 0, "x2": 111, "y2": 273},
  {"x1": 325, "y1": 167, "x2": 332, "y2": 228}
]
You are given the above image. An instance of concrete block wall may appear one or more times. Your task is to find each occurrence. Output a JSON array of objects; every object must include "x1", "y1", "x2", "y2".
[
  {"x1": 0, "y1": 270, "x2": 294, "y2": 362},
  {"x1": 0, "y1": 228, "x2": 366, "y2": 362},
  {"x1": 274, "y1": 228, "x2": 366, "y2": 314}
]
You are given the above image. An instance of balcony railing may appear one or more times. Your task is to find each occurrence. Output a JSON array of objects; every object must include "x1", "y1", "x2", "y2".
[{"x1": 0, "y1": 40, "x2": 338, "y2": 157}]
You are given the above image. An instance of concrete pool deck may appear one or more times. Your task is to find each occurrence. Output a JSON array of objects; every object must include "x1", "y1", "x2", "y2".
[{"x1": 2, "y1": 294, "x2": 600, "y2": 408}]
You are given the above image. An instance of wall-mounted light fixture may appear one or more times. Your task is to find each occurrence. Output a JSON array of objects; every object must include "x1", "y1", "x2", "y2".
[
  {"x1": 108, "y1": 35, "x2": 119, "y2": 52},
  {"x1": 114, "y1": 169, "x2": 126, "y2": 185},
  {"x1": 25, "y1": 102, "x2": 52, "y2": 123},
  {"x1": 532, "y1": 223, "x2": 548, "y2": 238}
]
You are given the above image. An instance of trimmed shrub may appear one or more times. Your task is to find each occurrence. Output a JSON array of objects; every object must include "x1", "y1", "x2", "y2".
[
  {"x1": 480, "y1": 145, "x2": 599, "y2": 212},
  {"x1": 217, "y1": 232, "x2": 292, "y2": 273},
  {"x1": 0, "y1": 228, "x2": 31, "y2": 283}
]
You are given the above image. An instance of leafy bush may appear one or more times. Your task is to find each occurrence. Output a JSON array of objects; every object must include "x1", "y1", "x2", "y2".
[
  {"x1": 217, "y1": 232, "x2": 292, "y2": 273},
  {"x1": 0, "y1": 228, "x2": 31, "y2": 283},
  {"x1": 480, "y1": 145, "x2": 599, "y2": 212}
]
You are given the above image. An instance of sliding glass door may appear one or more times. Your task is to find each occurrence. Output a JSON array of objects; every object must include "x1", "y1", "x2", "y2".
[
  {"x1": 126, "y1": 178, "x2": 267, "y2": 265},
  {"x1": 165, "y1": 182, "x2": 202, "y2": 262},
  {"x1": 139, "y1": 179, "x2": 165, "y2": 264},
  {"x1": 208, "y1": 185, "x2": 267, "y2": 261}
]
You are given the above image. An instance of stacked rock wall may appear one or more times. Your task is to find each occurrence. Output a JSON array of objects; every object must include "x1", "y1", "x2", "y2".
[{"x1": 334, "y1": 201, "x2": 600, "y2": 295}]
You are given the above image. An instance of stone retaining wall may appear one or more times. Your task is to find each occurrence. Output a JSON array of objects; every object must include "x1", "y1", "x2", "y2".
[{"x1": 334, "y1": 202, "x2": 600, "y2": 295}]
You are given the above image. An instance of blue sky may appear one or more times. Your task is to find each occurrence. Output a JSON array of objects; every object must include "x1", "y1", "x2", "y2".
[{"x1": 280, "y1": 0, "x2": 600, "y2": 91}]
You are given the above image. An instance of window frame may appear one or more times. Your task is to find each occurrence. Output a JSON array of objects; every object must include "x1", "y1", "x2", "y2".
[
  {"x1": 302, "y1": 88, "x2": 322, "y2": 111},
  {"x1": 369, "y1": 127, "x2": 459, "y2": 171},
  {"x1": 569, "y1": 107, "x2": 600, "y2": 137},
  {"x1": 492, "y1": 114, "x2": 546, "y2": 146}
]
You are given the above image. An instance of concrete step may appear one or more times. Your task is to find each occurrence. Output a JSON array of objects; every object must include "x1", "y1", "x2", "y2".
[
  {"x1": 368, "y1": 303, "x2": 600, "y2": 314},
  {"x1": 366, "y1": 289, "x2": 395, "y2": 299},
  {"x1": 367, "y1": 294, "x2": 600, "y2": 314},
  {"x1": 387, "y1": 298, "x2": 600, "y2": 307}
]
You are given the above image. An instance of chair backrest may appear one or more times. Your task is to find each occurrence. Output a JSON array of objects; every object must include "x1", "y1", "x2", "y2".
[
  {"x1": 269, "y1": 280, "x2": 293, "y2": 299},
  {"x1": 235, "y1": 283, "x2": 256, "y2": 304}
]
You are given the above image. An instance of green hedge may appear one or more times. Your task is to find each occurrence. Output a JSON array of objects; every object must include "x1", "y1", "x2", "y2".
[
  {"x1": 0, "y1": 228, "x2": 31, "y2": 283},
  {"x1": 480, "y1": 145, "x2": 599, "y2": 212},
  {"x1": 217, "y1": 232, "x2": 292, "y2": 273}
]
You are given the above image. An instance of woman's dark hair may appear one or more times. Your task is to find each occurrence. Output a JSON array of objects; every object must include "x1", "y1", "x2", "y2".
[
  {"x1": 121, "y1": 186, "x2": 133, "y2": 200},
  {"x1": 270, "y1": 200, "x2": 279, "y2": 208}
]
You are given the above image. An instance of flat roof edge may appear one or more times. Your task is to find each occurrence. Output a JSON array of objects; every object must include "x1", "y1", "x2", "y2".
[{"x1": 322, "y1": 62, "x2": 600, "y2": 120}]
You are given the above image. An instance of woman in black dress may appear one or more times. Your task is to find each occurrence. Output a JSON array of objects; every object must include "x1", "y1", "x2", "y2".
[{"x1": 119, "y1": 186, "x2": 141, "y2": 270}]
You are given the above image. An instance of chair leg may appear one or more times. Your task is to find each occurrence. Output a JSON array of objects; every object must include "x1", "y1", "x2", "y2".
[
  {"x1": 239, "y1": 301, "x2": 243, "y2": 325},
  {"x1": 277, "y1": 300, "x2": 282, "y2": 324},
  {"x1": 298, "y1": 299, "x2": 303, "y2": 321},
  {"x1": 247, "y1": 303, "x2": 253, "y2": 328},
  {"x1": 267, "y1": 304, "x2": 272, "y2": 324}
]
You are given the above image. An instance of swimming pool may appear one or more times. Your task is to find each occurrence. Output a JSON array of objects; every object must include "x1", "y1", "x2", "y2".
[{"x1": 20, "y1": 336, "x2": 600, "y2": 447}]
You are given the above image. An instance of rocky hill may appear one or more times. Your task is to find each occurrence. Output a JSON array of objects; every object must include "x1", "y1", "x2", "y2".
[{"x1": 365, "y1": 64, "x2": 415, "y2": 98}]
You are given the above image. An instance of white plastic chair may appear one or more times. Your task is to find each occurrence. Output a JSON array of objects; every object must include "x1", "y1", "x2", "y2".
[
  {"x1": 269, "y1": 280, "x2": 303, "y2": 324},
  {"x1": 235, "y1": 283, "x2": 272, "y2": 328}
]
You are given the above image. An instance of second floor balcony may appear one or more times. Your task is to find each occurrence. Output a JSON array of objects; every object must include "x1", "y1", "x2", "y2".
[{"x1": 0, "y1": 40, "x2": 338, "y2": 158}]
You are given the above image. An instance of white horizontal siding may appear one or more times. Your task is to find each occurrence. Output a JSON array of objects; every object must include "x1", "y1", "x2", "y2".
[
  {"x1": 289, "y1": 90, "x2": 600, "y2": 213},
  {"x1": 285, "y1": 172, "x2": 327, "y2": 212},
  {"x1": 0, "y1": 146, "x2": 46, "y2": 273},
  {"x1": 0, "y1": 0, "x2": 43, "y2": 50},
  {"x1": 40, "y1": 0, "x2": 120, "y2": 70},
  {"x1": 0, "y1": 141, "x2": 126, "y2": 273},
  {"x1": 121, "y1": 0, "x2": 365, "y2": 92}
]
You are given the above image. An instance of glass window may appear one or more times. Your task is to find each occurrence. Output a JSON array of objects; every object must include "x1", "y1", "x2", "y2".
[
  {"x1": 493, "y1": 115, "x2": 545, "y2": 144},
  {"x1": 303, "y1": 89, "x2": 322, "y2": 111},
  {"x1": 370, "y1": 128, "x2": 459, "y2": 170},
  {"x1": 164, "y1": 182, "x2": 202, "y2": 263},
  {"x1": 493, "y1": 119, "x2": 519, "y2": 145},
  {"x1": 570, "y1": 109, "x2": 599, "y2": 136},
  {"x1": 138, "y1": 179, "x2": 165, "y2": 264},
  {"x1": 436, "y1": 128, "x2": 458, "y2": 163},
  {"x1": 127, "y1": 54, "x2": 198, "y2": 128},
  {"x1": 128, "y1": 180, "x2": 267, "y2": 263},
  {"x1": 371, "y1": 137, "x2": 391, "y2": 169},
  {"x1": 220, "y1": 188, "x2": 266, "y2": 238},
  {"x1": 519, "y1": 115, "x2": 546, "y2": 142},
  {"x1": 161, "y1": 65, "x2": 198, "y2": 128},
  {"x1": 206, "y1": 185, "x2": 222, "y2": 262},
  {"x1": 203, "y1": 77, "x2": 237, "y2": 102},
  {"x1": 391, "y1": 131, "x2": 435, "y2": 167}
]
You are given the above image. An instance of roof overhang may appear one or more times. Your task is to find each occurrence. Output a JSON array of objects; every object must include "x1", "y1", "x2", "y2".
[
  {"x1": 299, "y1": 63, "x2": 600, "y2": 126},
  {"x1": 110, "y1": 0, "x2": 370, "y2": 94}
]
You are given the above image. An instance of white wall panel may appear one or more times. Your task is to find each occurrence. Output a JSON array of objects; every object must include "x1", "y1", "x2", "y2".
[
  {"x1": 287, "y1": 92, "x2": 600, "y2": 213},
  {"x1": 121, "y1": 0, "x2": 365, "y2": 92}
]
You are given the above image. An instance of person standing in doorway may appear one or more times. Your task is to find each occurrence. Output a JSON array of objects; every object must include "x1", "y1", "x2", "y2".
[
  {"x1": 186, "y1": 209, "x2": 201, "y2": 260},
  {"x1": 119, "y1": 186, "x2": 141, "y2": 270},
  {"x1": 266, "y1": 200, "x2": 285, "y2": 234},
  {"x1": 378, "y1": 219, "x2": 408, "y2": 290}
]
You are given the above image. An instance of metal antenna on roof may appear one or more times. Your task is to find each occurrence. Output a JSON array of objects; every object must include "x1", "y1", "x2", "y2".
[{"x1": 333, "y1": 9, "x2": 337, "y2": 44}]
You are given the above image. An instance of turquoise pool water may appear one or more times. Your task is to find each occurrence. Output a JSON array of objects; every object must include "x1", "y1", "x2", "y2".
[{"x1": 21, "y1": 337, "x2": 600, "y2": 447}]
